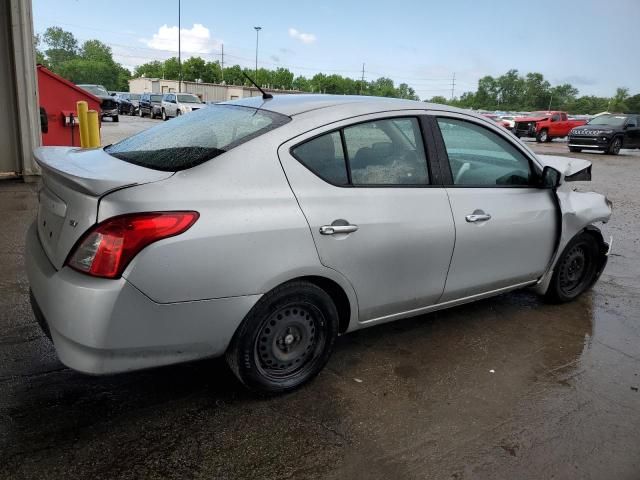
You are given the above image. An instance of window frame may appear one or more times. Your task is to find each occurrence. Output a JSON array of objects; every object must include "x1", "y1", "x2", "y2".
[
  {"x1": 289, "y1": 115, "x2": 439, "y2": 188},
  {"x1": 430, "y1": 114, "x2": 543, "y2": 188}
]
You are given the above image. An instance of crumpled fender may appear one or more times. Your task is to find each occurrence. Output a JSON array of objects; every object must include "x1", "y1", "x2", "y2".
[{"x1": 532, "y1": 158, "x2": 612, "y2": 295}]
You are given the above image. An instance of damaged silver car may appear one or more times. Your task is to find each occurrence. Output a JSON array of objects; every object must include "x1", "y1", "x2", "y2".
[{"x1": 26, "y1": 95, "x2": 612, "y2": 393}]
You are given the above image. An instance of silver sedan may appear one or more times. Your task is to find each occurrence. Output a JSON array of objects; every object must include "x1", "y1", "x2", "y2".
[{"x1": 26, "y1": 95, "x2": 612, "y2": 393}]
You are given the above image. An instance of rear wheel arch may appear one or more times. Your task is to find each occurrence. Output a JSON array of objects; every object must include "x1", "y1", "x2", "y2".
[{"x1": 297, "y1": 275, "x2": 352, "y2": 334}]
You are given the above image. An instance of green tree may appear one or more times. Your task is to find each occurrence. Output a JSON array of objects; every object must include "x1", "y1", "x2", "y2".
[
  {"x1": 610, "y1": 87, "x2": 629, "y2": 112},
  {"x1": 427, "y1": 95, "x2": 449, "y2": 105},
  {"x1": 182, "y1": 56, "x2": 207, "y2": 82},
  {"x1": 134, "y1": 60, "x2": 164, "y2": 79},
  {"x1": 42, "y1": 26, "x2": 78, "y2": 69}
]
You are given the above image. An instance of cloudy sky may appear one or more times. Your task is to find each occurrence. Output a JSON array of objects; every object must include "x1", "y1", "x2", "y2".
[{"x1": 32, "y1": 0, "x2": 640, "y2": 99}]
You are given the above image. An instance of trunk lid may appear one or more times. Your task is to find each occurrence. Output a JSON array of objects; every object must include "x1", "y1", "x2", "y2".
[{"x1": 34, "y1": 146, "x2": 173, "y2": 269}]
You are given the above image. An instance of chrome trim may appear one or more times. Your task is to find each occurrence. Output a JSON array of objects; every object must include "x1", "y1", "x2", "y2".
[{"x1": 568, "y1": 144, "x2": 605, "y2": 148}]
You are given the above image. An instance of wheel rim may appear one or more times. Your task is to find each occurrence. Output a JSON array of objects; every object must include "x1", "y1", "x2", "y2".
[
  {"x1": 254, "y1": 302, "x2": 325, "y2": 379},
  {"x1": 162, "y1": 110, "x2": 166, "y2": 120},
  {"x1": 540, "y1": 131, "x2": 547, "y2": 142},
  {"x1": 558, "y1": 244, "x2": 591, "y2": 296},
  {"x1": 613, "y1": 138, "x2": 621, "y2": 154}
]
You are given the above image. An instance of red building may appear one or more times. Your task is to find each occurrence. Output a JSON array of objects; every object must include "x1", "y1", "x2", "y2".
[{"x1": 37, "y1": 65, "x2": 101, "y2": 146}]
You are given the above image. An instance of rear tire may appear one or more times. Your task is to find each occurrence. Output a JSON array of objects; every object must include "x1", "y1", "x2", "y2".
[
  {"x1": 544, "y1": 232, "x2": 602, "y2": 303},
  {"x1": 607, "y1": 136, "x2": 622, "y2": 155},
  {"x1": 226, "y1": 281, "x2": 339, "y2": 394},
  {"x1": 536, "y1": 129, "x2": 548, "y2": 143}
]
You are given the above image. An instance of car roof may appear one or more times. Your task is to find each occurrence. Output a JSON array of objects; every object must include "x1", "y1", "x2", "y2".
[{"x1": 221, "y1": 94, "x2": 470, "y2": 117}]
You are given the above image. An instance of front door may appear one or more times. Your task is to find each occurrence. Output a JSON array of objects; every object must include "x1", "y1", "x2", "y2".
[
  {"x1": 279, "y1": 114, "x2": 455, "y2": 322},
  {"x1": 433, "y1": 115, "x2": 557, "y2": 302}
]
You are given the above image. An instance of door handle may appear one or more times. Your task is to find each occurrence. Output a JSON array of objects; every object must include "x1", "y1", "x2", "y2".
[
  {"x1": 465, "y1": 211, "x2": 492, "y2": 223},
  {"x1": 319, "y1": 224, "x2": 359, "y2": 235}
]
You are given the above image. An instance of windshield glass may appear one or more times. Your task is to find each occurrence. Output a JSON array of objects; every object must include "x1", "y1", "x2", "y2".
[
  {"x1": 150, "y1": 94, "x2": 163, "y2": 102},
  {"x1": 177, "y1": 94, "x2": 201, "y2": 103},
  {"x1": 530, "y1": 111, "x2": 552, "y2": 117},
  {"x1": 105, "y1": 105, "x2": 290, "y2": 171},
  {"x1": 588, "y1": 115, "x2": 627, "y2": 126},
  {"x1": 129, "y1": 94, "x2": 141, "y2": 100},
  {"x1": 80, "y1": 85, "x2": 108, "y2": 96}
]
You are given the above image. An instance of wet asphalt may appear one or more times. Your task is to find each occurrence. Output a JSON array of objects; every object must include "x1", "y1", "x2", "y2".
[{"x1": 1, "y1": 121, "x2": 640, "y2": 479}]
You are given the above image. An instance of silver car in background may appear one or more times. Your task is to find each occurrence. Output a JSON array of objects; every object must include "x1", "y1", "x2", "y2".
[
  {"x1": 26, "y1": 95, "x2": 612, "y2": 393},
  {"x1": 161, "y1": 92, "x2": 205, "y2": 120}
]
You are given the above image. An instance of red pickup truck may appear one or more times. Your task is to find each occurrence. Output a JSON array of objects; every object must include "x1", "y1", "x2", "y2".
[{"x1": 513, "y1": 111, "x2": 586, "y2": 142}]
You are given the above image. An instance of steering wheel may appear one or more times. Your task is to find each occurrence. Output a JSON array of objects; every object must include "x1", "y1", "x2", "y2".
[{"x1": 455, "y1": 162, "x2": 471, "y2": 184}]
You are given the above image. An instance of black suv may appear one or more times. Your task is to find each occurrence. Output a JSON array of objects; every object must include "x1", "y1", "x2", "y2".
[
  {"x1": 139, "y1": 93, "x2": 163, "y2": 119},
  {"x1": 77, "y1": 84, "x2": 119, "y2": 122},
  {"x1": 568, "y1": 114, "x2": 640, "y2": 155}
]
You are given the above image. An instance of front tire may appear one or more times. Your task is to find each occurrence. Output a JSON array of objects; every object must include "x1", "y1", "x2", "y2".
[
  {"x1": 536, "y1": 129, "x2": 549, "y2": 143},
  {"x1": 607, "y1": 136, "x2": 622, "y2": 155},
  {"x1": 139, "y1": 108, "x2": 144, "y2": 118},
  {"x1": 226, "y1": 281, "x2": 339, "y2": 394},
  {"x1": 112, "y1": 115, "x2": 119, "y2": 123},
  {"x1": 545, "y1": 233, "x2": 602, "y2": 303},
  {"x1": 162, "y1": 108, "x2": 167, "y2": 121}
]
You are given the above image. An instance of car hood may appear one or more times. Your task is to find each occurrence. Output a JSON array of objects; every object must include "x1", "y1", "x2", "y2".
[
  {"x1": 536, "y1": 154, "x2": 591, "y2": 178},
  {"x1": 515, "y1": 116, "x2": 549, "y2": 123}
]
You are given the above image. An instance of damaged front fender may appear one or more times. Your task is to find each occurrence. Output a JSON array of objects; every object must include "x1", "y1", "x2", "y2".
[{"x1": 533, "y1": 156, "x2": 612, "y2": 295}]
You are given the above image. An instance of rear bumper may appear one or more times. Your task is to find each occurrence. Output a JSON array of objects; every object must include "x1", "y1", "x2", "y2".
[
  {"x1": 101, "y1": 108, "x2": 118, "y2": 117},
  {"x1": 25, "y1": 222, "x2": 260, "y2": 374}
]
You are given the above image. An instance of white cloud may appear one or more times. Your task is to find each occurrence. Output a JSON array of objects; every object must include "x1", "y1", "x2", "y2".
[
  {"x1": 288, "y1": 28, "x2": 316, "y2": 44},
  {"x1": 144, "y1": 23, "x2": 221, "y2": 54}
]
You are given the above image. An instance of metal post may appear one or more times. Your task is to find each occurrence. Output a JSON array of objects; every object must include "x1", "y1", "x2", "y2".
[
  {"x1": 254, "y1": 26, "x2": 262, "y2": 82},
  {"x1": 178, "y1": 0, "x2": 182, "y2": 92},
  {"x1": 221, "y1": 43, "x2": 224, "y2": 83},
  {"x1": 548, "y1": 93, "x2": 553, "y2": 111},
  {"x1": 360, "y1": 63, "x2": 365, "y2": 95}
]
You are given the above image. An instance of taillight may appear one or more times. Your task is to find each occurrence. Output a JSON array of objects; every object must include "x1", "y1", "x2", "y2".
[{"x1": 66, "y1": 211, "x2": 199, "y2": 279}]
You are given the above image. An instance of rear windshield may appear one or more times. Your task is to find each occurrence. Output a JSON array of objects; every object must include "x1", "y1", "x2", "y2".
[{"x1": 105, "y1": 104, "x2": 290, "y2": 171}]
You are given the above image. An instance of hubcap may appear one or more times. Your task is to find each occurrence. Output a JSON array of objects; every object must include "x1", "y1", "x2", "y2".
[
  {"x1": 613, "y1": 139, "x2": 621, "y2": 153},
  {"x1": 255, "y1": 303, "x2": 324, "y2": 378}
]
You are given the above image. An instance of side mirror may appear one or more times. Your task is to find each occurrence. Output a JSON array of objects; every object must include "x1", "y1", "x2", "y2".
[{"x1": 541, "y1": 166, "x2": 561, "y2": 188}]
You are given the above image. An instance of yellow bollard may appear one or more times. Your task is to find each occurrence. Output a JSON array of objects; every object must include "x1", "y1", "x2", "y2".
[
  {"x1": 76, "y1": 101, "x2": 89, "y2": 147},
  {"x1": 87, "y1": 110, "x2": 101, "y2": 147}
]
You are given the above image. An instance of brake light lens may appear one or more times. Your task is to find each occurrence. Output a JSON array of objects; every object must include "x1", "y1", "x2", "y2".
[{"x1": 66, "y1": 211, "x2": 199, "y2": 279}]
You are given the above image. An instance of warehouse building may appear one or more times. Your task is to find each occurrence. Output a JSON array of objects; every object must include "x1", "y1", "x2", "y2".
[{"x1": 128, "y1": 78, "x2": 301, "y2": 103}]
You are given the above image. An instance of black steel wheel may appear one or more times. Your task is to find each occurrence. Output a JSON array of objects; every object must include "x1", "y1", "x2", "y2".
[
  {"x1": 608, "y1": 136, "x2": 622, "y2": 155},
  {"x1": 545, "y1": 232, "x2": 603, "y2": 303},
  {"x1": 226, "y1": 281, "x2": 339, "y2": 393}
]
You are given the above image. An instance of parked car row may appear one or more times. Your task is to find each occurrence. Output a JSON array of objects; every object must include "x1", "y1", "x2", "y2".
[{"x1": 137, "y1": 92, "x2": 206, "y2": 120}]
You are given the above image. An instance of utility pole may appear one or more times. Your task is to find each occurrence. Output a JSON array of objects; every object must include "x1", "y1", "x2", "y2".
[
  {"x1": 548, "y1": 93, "x2": 553, "y2": 111},
  {"x1": 450, "y1": 72, "x2": 456, "y2": 101},
  {"x1": 221, "y1": 43, "x2": 224, "y2": 83},
  {"x1": 360, "y1": 63, "x2": 365, "y2": 95},
  {"x1": 254, "y1": 26, "x2": 262, "y2": 82},
  {"x1": 178, "y1": 0, "x2": 182, "y2": 92}
]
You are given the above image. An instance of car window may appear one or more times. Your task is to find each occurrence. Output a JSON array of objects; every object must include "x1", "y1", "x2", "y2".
[
  {"x1": 551, "y1": 113, "x2": 560, "y2": 121},
  {"x1": 150, "y1": 94, "x2": 162, "y2": 102},
  {"x1": 561, "y1": 113, "x2": 567, "y2": 121},
  {"x1": 437, "y1": 118, "x2": 532, "y2": 186},
  {"x1": 628, "y1": 117, "x2": 638, "y2": 127},
  {"x1": 343, "y1": 118, "x2": 429, "y2": 185},
  {"x1": 292, "y1": 132, "x2": 348, "y2": 185},
  {"x1": 105, "y1": 105, "x2": 290, "y2": 171}
]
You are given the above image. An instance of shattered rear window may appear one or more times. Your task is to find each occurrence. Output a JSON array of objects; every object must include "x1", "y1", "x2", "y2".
[{"x1": 105, "y1": 105, "x2": 290, "y2": 171}]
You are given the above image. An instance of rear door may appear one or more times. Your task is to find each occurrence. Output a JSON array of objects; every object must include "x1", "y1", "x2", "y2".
[
  {"x1": 432, "y1": 114, "x2": 557, "y2": 301},
  {"x1": 278, "y1": 113, "x2": 455, "y2": 322},
  {"x1": 625, "y1": 116, "x2": 640, "y2": 147}
]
